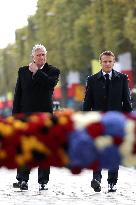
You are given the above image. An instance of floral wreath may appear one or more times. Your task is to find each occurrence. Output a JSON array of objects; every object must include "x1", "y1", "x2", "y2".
[{"x1": 0, "y1": 109, "x2": 136, "y2": 174}]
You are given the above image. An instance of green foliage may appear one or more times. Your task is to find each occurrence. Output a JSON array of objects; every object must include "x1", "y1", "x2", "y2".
[
  {"x1": 1, "y1": 45, "x2": 17, "y2": 94},
  {"x1": 124, "y1": 10, "x2": 136, "y2": 49}
]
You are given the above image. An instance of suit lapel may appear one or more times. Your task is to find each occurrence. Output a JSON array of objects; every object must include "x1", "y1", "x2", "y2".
[
  {"x1": 42, "y1": 63, "x2": 50, "y2": 74},
  {"x1": 111, "y1": 69, "x2": 120, "y2": 80}
]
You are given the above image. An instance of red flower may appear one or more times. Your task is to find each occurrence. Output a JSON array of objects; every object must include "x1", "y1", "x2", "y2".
[
  {"x1": 86, "y1": 122, "x2": 104, "y2": 138},
  {"x1": 113, "y1": 136, "x2": 123, "y2": 146},
  {"x1": 88, "y1": 160, "x2": 100, "y2": 171},
  {"x1": 71, "y1": 166, "x2": 82, "y2": 174}
]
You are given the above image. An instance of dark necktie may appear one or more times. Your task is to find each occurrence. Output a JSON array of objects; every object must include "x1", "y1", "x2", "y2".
[{"x1": 105, "y1": 74, "x2": 110, "y2": 95}]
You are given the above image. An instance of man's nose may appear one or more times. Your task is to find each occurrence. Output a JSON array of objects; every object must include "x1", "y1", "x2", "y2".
[{"x1": 106, "y1": 62, "x2": 110, "y2": 65}]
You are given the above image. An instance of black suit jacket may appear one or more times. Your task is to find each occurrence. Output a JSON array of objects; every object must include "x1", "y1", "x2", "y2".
[
  {"x1": 83, "y1": 69, "x2": 132, "y2": 112},
  {"x1": 12, "y1": 63, "x2": 60, "y2": 114}
]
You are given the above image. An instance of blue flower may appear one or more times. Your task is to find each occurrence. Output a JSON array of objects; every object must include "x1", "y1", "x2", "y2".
[
  {"x1": 101, "y1": 111, "x2": 126, "y2": 137},
  {"x1": 68, "y1": 129, "x2": 98, "y2": 168},
  {"x1": 99, "y1": 145, "x2": 121, "y2": 170}
]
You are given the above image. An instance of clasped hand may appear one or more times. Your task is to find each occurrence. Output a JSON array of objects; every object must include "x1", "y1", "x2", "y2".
[{"x1": 29, "y1": 62, "x2": 38, "y2": 74}]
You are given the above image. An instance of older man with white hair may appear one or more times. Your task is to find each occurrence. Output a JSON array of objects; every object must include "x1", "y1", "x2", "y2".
[{"x1": 12, "y1": 44, "x2": 60, "y2": 190}]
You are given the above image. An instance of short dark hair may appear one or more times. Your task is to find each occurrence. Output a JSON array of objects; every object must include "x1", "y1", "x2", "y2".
[{"x1": 99, "y1": 51, "x2": 115, "y2": 61}]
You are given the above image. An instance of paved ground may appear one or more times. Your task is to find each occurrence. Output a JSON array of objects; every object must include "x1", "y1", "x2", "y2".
[{"x1": 0, "y1": 166, "x2": 136, "y2": 205}]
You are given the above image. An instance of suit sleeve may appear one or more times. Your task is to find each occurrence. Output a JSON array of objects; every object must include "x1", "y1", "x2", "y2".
[
  {"x1": 82, "y1": 76, "x2": 94, "y2": 111},
  {"x1": 32, "y1": 67, "x2": 60, "y2": 88},
  {"x1": 122, "y1": 75, "x2": 133, "y2": 112},
  {"x1": 12, "y1": 69, "x2": 22, "y2": 114}
]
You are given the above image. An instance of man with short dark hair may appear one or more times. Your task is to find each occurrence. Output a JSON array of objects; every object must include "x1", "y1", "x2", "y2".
[
  {"x1": 12, "y1": 44, "x2": 60, "y2": 190},
  {"x1": 83, "y1": 50, "x2": 132, "y2": 192}
]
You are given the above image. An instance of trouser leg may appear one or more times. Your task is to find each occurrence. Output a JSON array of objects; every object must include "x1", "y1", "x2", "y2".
[
  {"x1": 107, "y1": 169, "x2": 119, "y2": 184},
  {"x1": 16, "y1": 167, "x2": 30, "y2": 182},
  {"x1": 93, "y1": 170, "x2": 102, "y2": 183},
  {"x1": 38, "y1": 167, "x2": 50, "y2": 184}
]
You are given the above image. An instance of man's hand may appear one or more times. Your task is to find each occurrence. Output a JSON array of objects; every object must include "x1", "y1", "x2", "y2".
[{"x1": 29, "y1": 62, "x2": 38, "y2": 74}]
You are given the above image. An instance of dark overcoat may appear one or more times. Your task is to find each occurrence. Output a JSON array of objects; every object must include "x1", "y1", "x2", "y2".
[
  {"x1": 12, "y1": 63, "x2": 60, "y2": 114},
  {"x1": 83, "y1": 69, "x2": 132, "y2": 112}
]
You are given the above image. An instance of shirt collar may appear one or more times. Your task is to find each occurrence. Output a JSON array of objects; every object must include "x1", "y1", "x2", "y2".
[
  {"x1": 102, "y1": 70, "x2": 112, "y2": 79},
  {"x1": 39, "y1": 65, "x2": 44, "y2": 70}
]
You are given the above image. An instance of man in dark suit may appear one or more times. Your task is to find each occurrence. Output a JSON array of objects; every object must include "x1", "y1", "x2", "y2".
[
  {"x1": 12, "y1": 44, "x2": 60, "y2": 190},
  {"x1": 83, "y1": 51, "x2": 132, "y2": 192}
]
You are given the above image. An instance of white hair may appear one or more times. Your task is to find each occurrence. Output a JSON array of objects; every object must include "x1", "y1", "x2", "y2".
[{"x1": 31, "y1": 44, "x2": 47, "y2": 56}]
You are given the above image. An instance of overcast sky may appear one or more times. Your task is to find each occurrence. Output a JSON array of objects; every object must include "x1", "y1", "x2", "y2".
[{"x1": 0, "y1": 0, "x2": 37, "y2": 49}]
